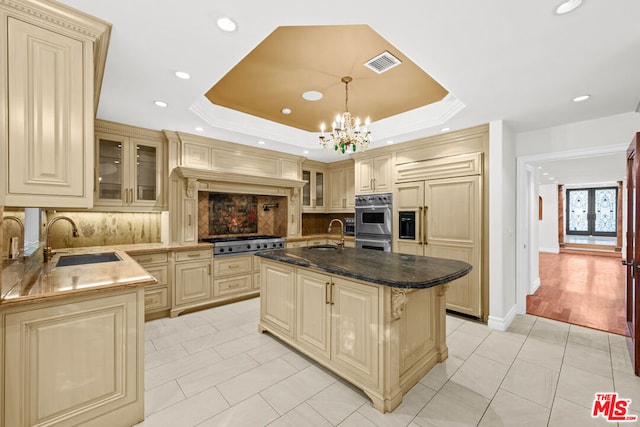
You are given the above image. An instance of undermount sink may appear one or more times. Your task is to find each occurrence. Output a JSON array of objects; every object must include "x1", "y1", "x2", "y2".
[
  {"x1": 56, "y1": 252, "x2": 122, "y2": 267},
  {"x1": 307, "y1": 245, "x2": 339, "y2": 251}
]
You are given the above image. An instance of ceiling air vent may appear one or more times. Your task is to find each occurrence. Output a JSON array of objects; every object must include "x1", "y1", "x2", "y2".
[{"x1": 364, "y1": 51, "x2": 402, "y2": 74}]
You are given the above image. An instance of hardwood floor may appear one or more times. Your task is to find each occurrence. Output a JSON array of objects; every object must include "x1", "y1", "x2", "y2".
[{"x1": 527, "y1": 252, "x2": 628, "y2": 336}]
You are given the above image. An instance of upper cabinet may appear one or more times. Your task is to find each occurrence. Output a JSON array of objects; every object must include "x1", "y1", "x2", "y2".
[
  {"x1": 303, "y1": 159, "x2": 355, "y2": 213},
  {"x1": 0, "y1": 0, "x2": 111, "y2": 208},
  {"x1": 327, "y1": 159, "x2": 355, "y2": 212},
  {"x1": 302, "y1": 161, "x2": 326, "y2": 212},
  {"x1": 95, "y1": 121, "x2": 166, "y2": 211},
  {"x1": 355, "y1": 153, "x2": 392, "y2": 195}
]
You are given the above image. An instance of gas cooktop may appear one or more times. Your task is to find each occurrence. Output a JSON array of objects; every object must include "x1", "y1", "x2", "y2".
[
  {"x1": 199, "y1": 235, "x2": 280, "y2": 243},
  {"x1": 200, "y1": 235, "x2": 285, "y2": 257}
]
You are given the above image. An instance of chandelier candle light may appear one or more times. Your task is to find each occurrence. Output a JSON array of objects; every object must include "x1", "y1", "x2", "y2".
[{"x1": 319, "y1": 76, "x2": 371, "y2": 154}]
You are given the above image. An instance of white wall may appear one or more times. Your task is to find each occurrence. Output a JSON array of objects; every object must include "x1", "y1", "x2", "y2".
[
  {"x1": 538, "y1": 184, "x2": 559, "y2": 253},
  {"x1": 488, "y1": 120, "x2": 517, "y2": 331},
  {"x1": 516, "y1": 112, "x2": 640, "y2": 156}
]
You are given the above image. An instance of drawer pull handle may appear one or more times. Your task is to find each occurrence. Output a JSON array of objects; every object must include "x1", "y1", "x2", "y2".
[
  {"x1": 188, "y1": 253, "x2": 201, "y2": 258},
  {"x1": 228, "y1": 283, "x2": 240, "y2": 288},
  {"x1": 145, "y1": 298, "x2": 154, "y2": 304},
  {"x1": 228, "y1": 264, "x2": 239, "y2": 269}
]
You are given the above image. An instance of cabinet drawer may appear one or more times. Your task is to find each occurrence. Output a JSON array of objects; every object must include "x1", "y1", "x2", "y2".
[
  {"x1": 144, "y1": 265, "x2": 168, "y2": 286},
  {"x1": 307, "y1": 238, "x2": 327, "y2": 246},
  {"x1": 214, "y1": 256, "x2": 252, "y2": 276},
  {"x1": 286, "y1": 241, "x2": 307, "y2": 248},
  {"x1": 130, "y1": 252, "x2": 168, "y2": 265},
  {"x1": 175, "y1": 249, "x2": 211, "y2": 262},
  {"x1": 144, "y1": 287, "x2": 169, "y2": 312},
  {"x1": 214, "y1": 275, "x2": 252, "y2": 297}
]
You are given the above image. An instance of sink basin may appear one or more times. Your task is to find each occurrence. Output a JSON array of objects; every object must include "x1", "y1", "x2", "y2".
[
  {"x1": 56, "y1": 252, "x2": 122, "y2": 267},
  {"x1": 307, "y1": 245, "x2": 339, "y2": 251}
]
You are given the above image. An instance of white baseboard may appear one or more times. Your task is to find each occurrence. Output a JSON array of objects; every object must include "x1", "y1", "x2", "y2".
[
  {"x1": 530, "y1": 277, "x2": 541, "y2": 294},
  {"x1": 539, "y1": 247, "x2": 559, "y2": 253},
  {"x1": 487, "y1": 304, "x2": 517, "y2": 331}
]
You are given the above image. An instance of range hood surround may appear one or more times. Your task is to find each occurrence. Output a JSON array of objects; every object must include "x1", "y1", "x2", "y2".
[
  {"x1": 171, "y1": 166, "x2": 306, "y2": 244},
  {"x1": 165, "y1": 130, "x2": 307, "y2": 244}
]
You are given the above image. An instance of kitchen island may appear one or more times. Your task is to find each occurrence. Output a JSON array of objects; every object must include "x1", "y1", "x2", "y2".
[
  {"x1": 256, "y1": 246, "x2": 472, "y2": 413},
  {"x1": 0, "y1": 247, "x2": 155, "y2": 427}
]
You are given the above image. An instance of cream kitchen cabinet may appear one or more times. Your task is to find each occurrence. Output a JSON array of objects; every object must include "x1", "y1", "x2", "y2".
[
  {"x1": 286, "y1": 238, "x2": 328, "y2": 249},
  {"x1": 394, "y1": 153, "x2": 483, "y2": 318},
  {"x1": 302, "y1": 161, "x2": 326, "y2": 212},
  {"x1": 355, "y1": 153, "x2": 392, "y2": 195},
  {"x1": 295, "y1": 269, "x2": 379, "y2": 386},
  {"x1": 328, "y1": 160, "x2": 355, "y2": 212},
  {"x1": 2, "y1": 289, "x2": 144, "y2": 427},
  {"x1": 129, "y1": 251, "x2": 170, "y2": 320},
  {"x1": 286, "y1": 240, "x2": 308, "y2": 249},
  {"x1": 260, "y1": 259, "x2": 296, "y2": 338},
  {"x1": 1, "y1": 2, "x2": 110, "y2": 208},
  {"x1": 171, "y1": 248, "x2": 213, "y2": 317},
  {"x1": 95, "y1": 130, "x2": 165, "y2": 210},
  {"x1": 213, "y1": 254, "x2": 259, "y2": 301}
]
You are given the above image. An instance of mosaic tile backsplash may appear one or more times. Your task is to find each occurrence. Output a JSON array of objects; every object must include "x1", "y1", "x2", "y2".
[
  {"x1": 208, "y1": 193, "x2": 257, "y2": 235},
  {"x1": 199, "y1": 192, "x2": 287, "y2": 238}
]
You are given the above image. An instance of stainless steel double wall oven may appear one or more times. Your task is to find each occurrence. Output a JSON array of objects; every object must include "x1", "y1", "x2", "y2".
[{"x1": 355, "y1": 193, "x2": 392, "y2": 251}]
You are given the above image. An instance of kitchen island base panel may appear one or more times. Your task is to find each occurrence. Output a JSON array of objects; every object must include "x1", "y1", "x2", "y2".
[{"x1": 258, "y1": 259, "x2": 449, "y2": 413}]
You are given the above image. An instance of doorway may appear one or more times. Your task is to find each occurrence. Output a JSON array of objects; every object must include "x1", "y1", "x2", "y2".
[{"x1": 516, "y1": 145, "x2": 628, "y2": 332}]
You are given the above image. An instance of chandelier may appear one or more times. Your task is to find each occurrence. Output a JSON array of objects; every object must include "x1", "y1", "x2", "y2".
[{"x1": 319, "y1": 76, "x2": 371, "y2": 154}]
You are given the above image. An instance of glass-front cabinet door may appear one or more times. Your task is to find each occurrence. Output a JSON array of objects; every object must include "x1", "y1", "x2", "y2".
[
  {"x1": 315, "y1": 171, "x2": 324, "y2": 209},
  {"x1": 95, "y1": 133, "x2": 163, "y2": 209},
  {"x1": 134, "y1": 141, "x2": 158, "y2": 203},
  {"x1": 96, "y1": 134, "x2": 126, "y2": 205},
  {"x1": 302, "y1": 168, "x2": 325, "y2": 212}
]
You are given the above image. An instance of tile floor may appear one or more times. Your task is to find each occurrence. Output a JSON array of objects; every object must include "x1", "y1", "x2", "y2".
[{"x1": 135, "y1": 298, "x2": 640, "y2": 427}]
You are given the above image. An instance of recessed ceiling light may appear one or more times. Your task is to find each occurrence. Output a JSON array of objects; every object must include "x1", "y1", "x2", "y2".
[
  {"x1": 441, "y1": 127, "x2": 450, "y2": 132},
  {"x1": 217, "y1": 17, "x2": 237, "y2": 32},
  {"x1": 386, "y1": 140, "x2": 394, "y2": 145},
  {"x1": 556, "y1": 0, "x2": 582, "y2": 15},
  {"x1": 257, "y1": 140, "x2": 265, "y2": 145},
  {"x1": 195, "y1": 126, "x2": 204, "y2": 132},
  {"x1": 573, "y1": 94, "x2": 591, "y2": 102},
  {"x1": 154, "y1": 100, "x2": 168, "y2": 107},
  {"x1": 549, "y1": 177, "x2": 555, "y2": 180},
  {"x1": 537, "y1": 166, "x2": 543, "y2": 169},
  {"x1": 542, "y1": 172, "x2": 549, "y2": 176},
  {"x1": 303, "y1": 150, "x2": 309, "y2": 154},
  {"x1": 302, "y1": 91, "x2": 323, "y2": 101},
  {"x1": 175, "y1": 71, "x2": 191, "y2": 80},
  {"x1": 281, "y1": 108, "x2": 292, "y2": 115}
]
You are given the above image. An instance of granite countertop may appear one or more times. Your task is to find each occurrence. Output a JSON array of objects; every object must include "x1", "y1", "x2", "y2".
[
  {"x1": 256, "y1": 246, "x2": 472, "y2": 289},
  {"x1": 0, "y1": 247, "x2": 157, "y2": 307},
  {"x1": 0, "y1": 242, "x2": 214, "y2": 307},
  {"x1": 113, "y1": 242, "x2": 213, "y2": 254},
  {"x1": 286, "y1": 234, "x2": 355, "y2": 242}
]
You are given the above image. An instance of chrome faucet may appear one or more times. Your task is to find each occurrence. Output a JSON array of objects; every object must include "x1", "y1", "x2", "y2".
[
  {"x1": 1, "y1": 216, "x2": 24, "y2": 258},
  {"x1": 44, "y1": 216, "x2": 79, "y2": 262},
  {"x1": 328, "y1": 218, "x2": 345, "y2": 248}
]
